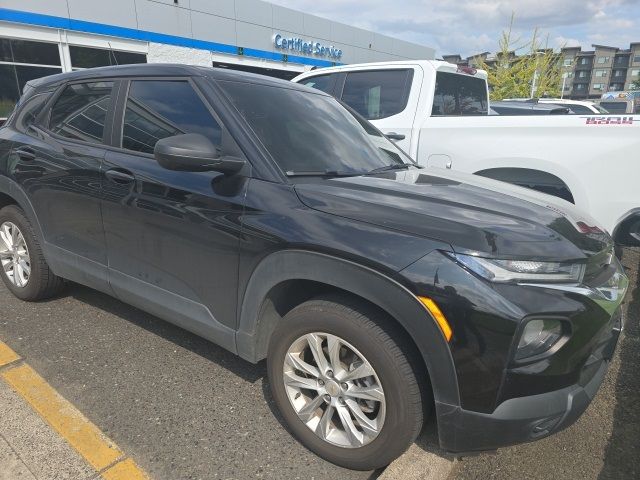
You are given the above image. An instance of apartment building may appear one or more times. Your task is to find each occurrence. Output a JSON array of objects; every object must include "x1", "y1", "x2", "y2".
[
  {"x1": 444, "y1": 43, "x2": 640, "y2": 100},
  {"x1": 561, "y1": 44, "x2": 640, "y2": 99}
]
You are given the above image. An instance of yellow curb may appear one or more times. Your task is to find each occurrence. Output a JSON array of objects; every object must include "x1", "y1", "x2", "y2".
[
  {"x1": 0, "y1": 340, "x2": 20, "y2": 367},
  {"x1": 102, "y1": 458, "x2": 150, "y2": 480}
]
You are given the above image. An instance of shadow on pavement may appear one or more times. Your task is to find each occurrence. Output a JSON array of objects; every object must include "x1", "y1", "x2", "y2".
[
  {"x1": 68, "y1": 285, "x2": 267, "y2": 384},
  {"x1": 598, "y1": 247, "x2": 640, "y2": 480}
]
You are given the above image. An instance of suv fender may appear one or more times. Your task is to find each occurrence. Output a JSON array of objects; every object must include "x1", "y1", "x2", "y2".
[
  {"x1": 0, "y1": 175, "x2": 45, "y2": 244},
  {"x1": 235, "y1": 249, "x2": 461, "y2": 410}
]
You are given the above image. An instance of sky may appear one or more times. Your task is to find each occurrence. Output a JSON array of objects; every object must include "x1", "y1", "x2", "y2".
[{"x1": 268, "y1": 0, "x2": 640, "y2": 58}]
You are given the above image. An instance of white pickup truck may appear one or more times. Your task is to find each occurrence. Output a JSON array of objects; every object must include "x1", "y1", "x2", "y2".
[{"x1": 292, "y1": 61, "x2": 640, "y2": 246}]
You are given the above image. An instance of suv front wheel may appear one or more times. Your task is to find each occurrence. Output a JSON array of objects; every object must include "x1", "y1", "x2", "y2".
[{"x1": 267, "y1": 295, "x2": 427, "y2": 470}]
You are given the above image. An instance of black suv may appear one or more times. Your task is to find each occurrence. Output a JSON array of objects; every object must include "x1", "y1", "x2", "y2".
[{"x1": 0, "y1": 65, "x2": 628, "y2": 470}]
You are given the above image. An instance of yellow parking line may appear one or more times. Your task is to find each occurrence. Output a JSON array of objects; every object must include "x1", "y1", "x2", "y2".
[
  {"x1": 0, "y1": 340, "x2": 149, "y2": 479},
  {"x1": 102, "y1": 458, "x2": 150, "y2": 480},
  {"x1": 0, "y1": 340, "x2": 20, "y2": 367}
]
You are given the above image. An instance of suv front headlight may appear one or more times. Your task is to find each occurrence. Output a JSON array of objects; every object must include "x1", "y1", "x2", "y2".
[{"x1": 447, "y1": 253, "x2": 585, "y2": 284}]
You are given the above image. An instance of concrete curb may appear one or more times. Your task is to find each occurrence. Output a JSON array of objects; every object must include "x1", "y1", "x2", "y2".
[{"x1": 379, "y1": 423, "x2": 456, "y2": 480}]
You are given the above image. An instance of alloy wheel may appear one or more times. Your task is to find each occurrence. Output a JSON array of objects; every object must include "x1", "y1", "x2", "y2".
[
  {"x1": 283, "y1": 332, "x2": 386, "y2": 448},
  {"x1": 0, "y1": 222, "x2": 31, "y2": 288}
]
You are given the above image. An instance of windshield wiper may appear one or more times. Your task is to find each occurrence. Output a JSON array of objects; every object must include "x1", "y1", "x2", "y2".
[
  {"x1": 364, "y1": 163, "x2": 413, "y2": 175},
  {"x1": 285, "y1": 169, "x2": 363, "y2": 177}
]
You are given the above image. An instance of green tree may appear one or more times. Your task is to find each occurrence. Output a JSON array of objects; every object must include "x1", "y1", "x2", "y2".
[
  {"x1": 477, "y1": 14, "x2": 562, "y2": 100},
  {"x1": 631, "y1": 80, "x2": 640, "y2": 90}
]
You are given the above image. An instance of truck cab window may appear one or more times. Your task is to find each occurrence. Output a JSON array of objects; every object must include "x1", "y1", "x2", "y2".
[
  {"x1": 432, "y1": 71, "x2": 488, "y2": 116},
  {"x1": 341, "y1": 69, "x2": 413, "y2": 120},
  {"x1": 300, "y1": 74, "x2": 338, "y2": 95}
]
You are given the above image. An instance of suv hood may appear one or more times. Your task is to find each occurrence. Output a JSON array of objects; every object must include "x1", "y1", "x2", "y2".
[{"x1": 294, "y1": 168, "x2": 611, "y2": 260}]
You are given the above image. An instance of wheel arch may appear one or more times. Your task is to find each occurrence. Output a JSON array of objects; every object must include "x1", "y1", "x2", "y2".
[
  {"x1": 475, "y1": 167, "x2": 575, "y2": 203},
  {"x1": 235, "y1": 249, "x2": 461, "y2": 410},
  {"x1": 612, "y1": 208, "x2": 640, "y2": 247},
  {"x1": 0, "y1": 176, "x2": 45, "y2": 242}
]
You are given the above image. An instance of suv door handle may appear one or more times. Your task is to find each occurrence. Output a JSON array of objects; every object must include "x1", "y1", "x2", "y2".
[
  {"x1": 385, "y1": 132, "x2": 406, "y2": 141},
  {"x1": 14, "y1": 147, "x2": 36, "y2": 161},
  {"x1": 105, "y1": 168, "x2": 135, "y2": 184}
]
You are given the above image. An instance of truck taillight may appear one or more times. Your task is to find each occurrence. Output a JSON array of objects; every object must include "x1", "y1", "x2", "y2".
[{"x1": 457, "y1": 66, "x2": 477, "y2": 75}]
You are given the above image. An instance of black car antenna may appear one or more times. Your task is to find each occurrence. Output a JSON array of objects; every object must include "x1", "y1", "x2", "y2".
[{"x1": 108, "y1": 42, "x2": 119, "y2": 65}]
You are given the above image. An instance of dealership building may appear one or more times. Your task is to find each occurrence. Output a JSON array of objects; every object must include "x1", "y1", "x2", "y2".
[{"x1": 0, "y1": 0, "x2": 435, "y2": 117}]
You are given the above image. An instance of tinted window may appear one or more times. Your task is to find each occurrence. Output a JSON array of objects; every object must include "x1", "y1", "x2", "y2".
[
  {"x1": 432, "y1": 72, "x2": 488, "y2": 116},
  {"x1": 15, "y1": 92, "x2": 51, "y2": 132},
  {"x1": 122, "y1": 80, "x2": 221, "y2": 154},
  {"x1": 49, "y1": 81, "x2": 114, "y2": 144},
  {"x1": 563, "y1": 104, "x2": 592, "y2": 114},
  {"x1": 341, "y1": 70, "x2": 413, "y2": 120},
  {"x1": 0, "y1": 64, "x2": 20, "y2": 118},
  {"x1": 219, "y1": 81, "x2": 412, "y2": 174},
  {"x1": 0, "y1": 38, "x2": 60, "y2": 66},
  {"x1": 70, "y1": 46, "x2": 146, "y2": 69},
  {"x1": 300, "y1": 74, "x2": 338, "y2": 94},
  {"x1": 600, "y1": 102, "x2": 629, "y2": 114},
  {"x1": 0, "y1": 37, "x2": 62, "y2": 118}
]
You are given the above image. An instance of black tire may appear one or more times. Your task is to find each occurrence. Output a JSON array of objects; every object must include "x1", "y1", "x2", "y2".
[
  {"x1": 267, "y1": 294, "x2": 427, "y2": 470},
  {"x1": 0, "y1": 205, "x2": 64, "y2": 301}
]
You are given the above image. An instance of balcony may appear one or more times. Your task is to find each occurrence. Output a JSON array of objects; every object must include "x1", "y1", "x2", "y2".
[
  {"x1": 575, "y1": 62, "x2": 593, "y2": 70},
  {"x1": 613, "y1": 58, "x2": 630, "y2": 68}
]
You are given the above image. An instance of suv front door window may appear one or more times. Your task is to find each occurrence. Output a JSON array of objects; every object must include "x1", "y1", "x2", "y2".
[{"x1": 101, "y1": 78, "x2": 246, "y2": 334}]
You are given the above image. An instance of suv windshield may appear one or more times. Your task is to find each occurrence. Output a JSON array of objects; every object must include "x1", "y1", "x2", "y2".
[{"x1": 217, "y1": 81, "x2": 413, "y2": 175}]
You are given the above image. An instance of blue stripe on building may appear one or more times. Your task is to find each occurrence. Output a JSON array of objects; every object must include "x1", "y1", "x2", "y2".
[{"x1": 0, "y1": 8, "x2": 341, "y2": 68}]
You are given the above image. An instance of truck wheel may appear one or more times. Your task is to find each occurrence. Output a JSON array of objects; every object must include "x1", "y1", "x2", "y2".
[
  {"x1": 267, "y1": 295, "x2": 426, "y2": 470},
  {"x1": 0, "y1": 205, "x2": 64, "y2": 301}
]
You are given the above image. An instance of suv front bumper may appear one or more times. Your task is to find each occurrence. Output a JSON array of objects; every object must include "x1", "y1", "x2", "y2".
[{"x1": 436, "y1": 307, "x2": 623, "y2": 453}]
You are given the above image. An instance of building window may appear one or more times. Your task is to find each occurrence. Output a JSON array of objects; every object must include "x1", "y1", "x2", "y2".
[
  {"x1": 579, "y1": 57, "x2": 590, "y2": 65},
  {"x1": 578, "y1": 71, "x2": 588, "y2": 78},
  {"x1": 592, "y1": 83, "x2": 604, "y2": 90},
  {"x1": 613, "y1": 70, "x2": 624, "y2": 77},
  {"x1": 594, "y1": 69, "x2": 608, "y2": 77},
  {"x1": 563, "y1": 57, "x2": 573, "y2": 66},
  {"x1": 632, "y1": 69, "x2": 640, "y2": 77},
  {"x1": 596, "y1": 56, "x2": 610, "y2": 64},
  {"x1": 0, "y1": 37, "x2": 63, "y2": 117},
  {"x1": 70, "y1": 45, "x2": 146, "y2": 69},
  {"x1": 576, "y1": 84, "x2": 586, "y2": 90},
  {"x1": 634, "y1": 55, "x2": 640, "y2": 64}
]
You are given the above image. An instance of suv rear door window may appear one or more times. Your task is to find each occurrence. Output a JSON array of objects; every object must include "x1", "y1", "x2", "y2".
[
  {"x1": 49, "y1": 81, "x2": 114, "y2": 144},
  {"x1": 341, "y1": 69, "x2": 413, "y2": 120},
  {"x1": 299, "y1": 74, "x2": 339, "y2": 95},
  {"x1": 432, "y1": 72, "x2": 488, "y2": 116},
  {"x1": 121, "y1": 80, "x2": 222, "y2": 155}
]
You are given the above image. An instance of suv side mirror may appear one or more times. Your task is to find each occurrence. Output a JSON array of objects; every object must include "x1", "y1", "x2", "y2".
[{"x1": 154, "y1": 133, "x2": 245, "y2": 174}]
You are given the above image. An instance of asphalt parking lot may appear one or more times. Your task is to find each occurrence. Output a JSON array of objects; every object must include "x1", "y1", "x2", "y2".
[
  {"x1": 0, "y1": 283, "x2": 377, "y2": 479},
  {"x1": 0, "y1": 248, "x2": 638, "y2": 480}
]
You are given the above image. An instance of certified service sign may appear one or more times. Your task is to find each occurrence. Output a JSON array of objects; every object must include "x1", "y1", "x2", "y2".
[{"x1": 274, "y1": 34, "x2": 343, "y2": 60}]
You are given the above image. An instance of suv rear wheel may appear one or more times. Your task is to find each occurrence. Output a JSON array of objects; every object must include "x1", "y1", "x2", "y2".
[
  {"x1": 0, "y1": 205, "x2": 64, "y2": 300},
  {"x1": 267, "y1": 295, "x2": 426, "y2": 470}
]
